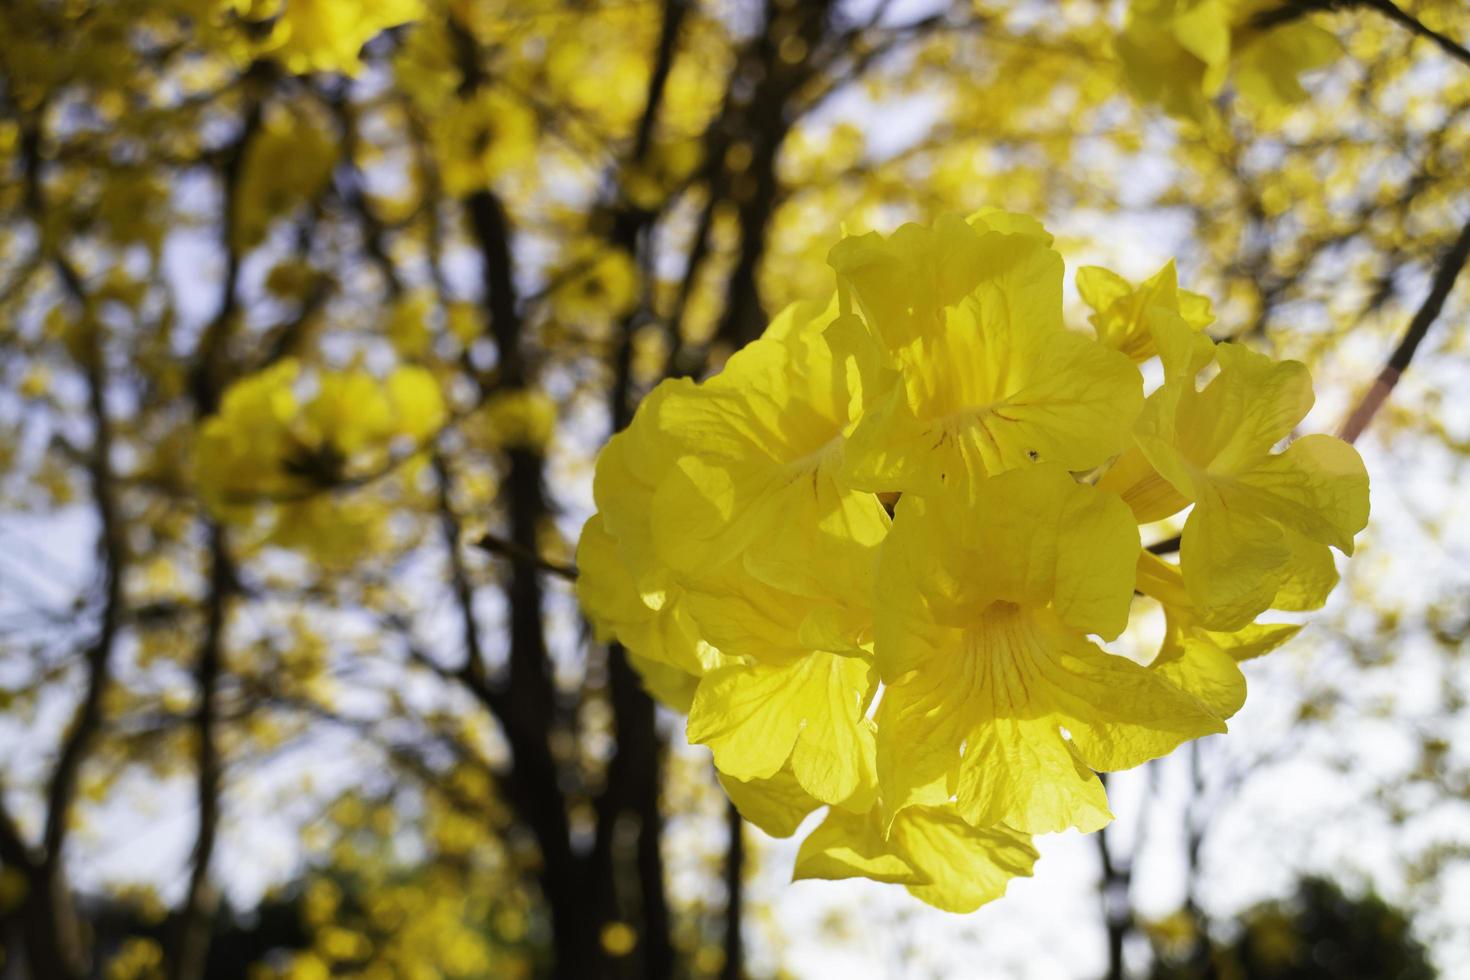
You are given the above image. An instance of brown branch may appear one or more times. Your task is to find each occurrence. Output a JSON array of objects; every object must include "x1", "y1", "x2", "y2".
[
  {"x1": 10, "y1": 95, "x2": 125, "y2": 980},
  {"x1": 172, "y1": 80, "x2": 267, "y2": 979},
  {"x1": 326, "y1": 82, "x2": 405, "y2": 299},
  {"x1": 443, "y1": 25, "x2": 597, "y2": 973},
  {"x1": 719, "y1": 799, "x2": 746, "y2": 980},
  {"x1": 712, "y1": 0, "x2": 838, "y2": 351},
  {"x1": 1148, "y1": 534, "x2": 1183, "y2": 556},
  {"x1": 167, "y1": 525, "x2": 232, "y2": 980},
  {"x1": 189, "y1": 65, "x2": 269, "y2": 415},
  {"x1": 0, "y1": 785, "x2": 35, "y2": 870},
  {"x1": 1338, "y1": 212, "x2": 1470, "y2": 444},
  {"x1": 1253, "y1": 2, "x2": 1470, "y2": 68},
  {"x1": 474, "y1": 532, "x2": 578, "y2": 581},
  {"x1": 1094, "y1": 775, "x2": 1133, "y2": 980},
  {"x1": 1358, "y1": 0, "x2": 1470, "y2": 70}
]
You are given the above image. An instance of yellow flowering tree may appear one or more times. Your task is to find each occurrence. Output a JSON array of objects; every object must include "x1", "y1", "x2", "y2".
[{"x1": 1, "y1": 0, "x2": 1469, "y2": 978}]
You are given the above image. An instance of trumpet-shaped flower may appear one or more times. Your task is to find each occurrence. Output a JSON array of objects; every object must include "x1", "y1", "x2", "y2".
[
  {"x1": 836, "y1": 222, "x2": 1142, "y2": 495},
  {"x1": 575, "y1": 515, "x2": 714, "y2": 711},
  {"x1": 581, "y1": 384, "x2": 724, "y2": 708},
  {"x1": 649, "y1": 301, "x2": 891, "y2": 598},
  {"x1": 873, "y1": 464, "x2": 1223, "y2": 834},
  {"x1": 1133, "y1": 339, "x2": 1369, "y2": 630},
  {"x1": 1135, "y1": 550, "x2": 1303, "y2": 721},
  {"x1": 827, "y1": 211, "x2": 1053, "y2": 352},
  {"x1": 1077, "y1": 260, "x2": 1214, "y2": 363}
]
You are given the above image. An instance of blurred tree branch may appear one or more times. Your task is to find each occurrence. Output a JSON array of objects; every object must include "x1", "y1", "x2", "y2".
[{"x1": 1339, "y1": 212, "x2": 1470, "y2": 444}]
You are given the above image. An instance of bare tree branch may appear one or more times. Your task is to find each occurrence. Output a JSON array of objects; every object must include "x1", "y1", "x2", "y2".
[{"x1": 1339, "y1": 212, "x2": 1470, "y2": 444}]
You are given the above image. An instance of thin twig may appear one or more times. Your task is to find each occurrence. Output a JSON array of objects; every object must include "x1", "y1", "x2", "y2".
[
  {"x1": 474, "y1": 532, "x2": 577, "y2": 581},
  {"x1": 1359, "y1": 0, "x2": 1470, "y2": 71},
  {"x1": 1338, "y1": 212, "x2": 1470, "y2": 444}
]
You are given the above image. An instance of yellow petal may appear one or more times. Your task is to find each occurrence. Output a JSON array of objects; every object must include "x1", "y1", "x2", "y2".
[
  {"x1": 792, "y1": 803, "x2": 1038, "y2": 913},
  {"x1": 1152, "y1": 614, "x2": 1248, "y2": 721},
  {"x1": 1034, "y1": 613, "x2": 1227, "y2": 771},
  {"x1": 1270, "y1": 530, "x2": 1340, "y2": 612},
  {"x1": 890, "y1": 806, "x2": 1038, "y2": 914},
  {"x1": 793, "y1": 805, "x2": 927, "y2": 886},
  {"x1": 1181, "y1": 486, "x2": 1293, "y2": 631},
  {"x1": 1094, "y1": 444, "x2": 1191, "y2": 525},
  {"x1": 1227, "y1": 433, "x2": 1370, "y2": 555},
  {"x1": 688, "y1": 652, "x2": 877, "y2": 805},
  {"x1": 720, "y1": 768, "x2": 822, "y2": 839},
  {"x1": 575, "y1": 516, "x2": 716, "y2": 708}
]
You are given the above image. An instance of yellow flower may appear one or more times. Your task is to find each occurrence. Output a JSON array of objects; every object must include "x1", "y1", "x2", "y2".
[
  {"x1": 195, "y1": 361, "x2": 444, "y2": 562},
  {"x1": 233, "y1": 106, "x2": 338, "y2": 251},
  {"x1": 578, "y1": 383, "x2": 726, "y2": 709},
  {"x1": 648, "y1": 300, "x2": 891, "y2": 598},
  {"x1": 873, "y1": 464, "x2": 1222, "y2": 834},
  {"x1": 1130, "y1": 331, "x2": 1369, "y2": 630},
  {"x1": 195, "y1": 359, "x2": 305, "y2": 508},
  {"x1": 552, "y1": 247, "x2": 640, "y2": 325},
  {"x1": 687, "y1": 648, "x2": 877, "y2": 808},
  {"x1": 575, "y1": 514, "x2": 714, "y2": 712},
  {"x1": 480, "y1": 389, "x2": 557, "y2": 451},
  {"x1": 834, "y1": 215, "x2": 1143, "y2": 495},
  {"x1": 1077, "y1": 260, "x2": 1214, "y2": 363},
  {"x1": 433, "y1": 91, "x2": 537, "y2": 196},
  {"x1": 1117, "y1": 0, "x2": 1340, "y2": 121}
]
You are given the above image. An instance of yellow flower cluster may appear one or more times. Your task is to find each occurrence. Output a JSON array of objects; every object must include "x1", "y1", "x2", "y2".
[
  {"x1": 1117, "y1": 0, "x2": 1340, "y2": 120},
  {"x1": 196, "y1": 359, "x2": 445, "y2": 561},
  {"x1": 577, "y1": 212, "x2": 1368, "y2": 912}
]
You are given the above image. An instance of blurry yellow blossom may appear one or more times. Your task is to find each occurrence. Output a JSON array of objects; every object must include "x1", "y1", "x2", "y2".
[
  {"x1": 433, "y1": 91, "x2": 537, "y2": 196},
  {"x1": 244, "y1": 0, "x2": 424, "y2": 76},
  {"x1": 1117, "y1": 0, "x2": 1340, "y2": 121},
  {"x1": 195, "y1": 360, "x2": 445, "y2": 560},
  {"x1": 600, "y1": 921, "x2": 638, "y2": 957},
  {"x1": 386, "y1": 290, "x2": 435, "y2": 359},
  {"x1": 552, "y1": 247, "x2": 640, "y2": 325},
  {"x1": 480, "y1": 389, "x2": 556, "y2": 451},
  {"x1": 105, "y1": 937, "x2": 163, "y2": 980},
  {"x1": 233, "y1": 106, "x2": 338, "y2": 251}
]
